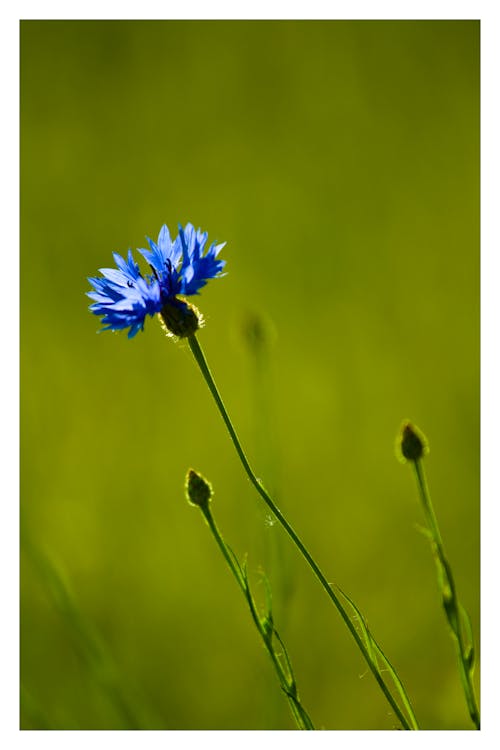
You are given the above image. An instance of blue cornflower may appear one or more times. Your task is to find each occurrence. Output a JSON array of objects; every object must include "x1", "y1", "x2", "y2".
[{"x1": 87, "y1": 223, "x2": 226, "y2": 338}]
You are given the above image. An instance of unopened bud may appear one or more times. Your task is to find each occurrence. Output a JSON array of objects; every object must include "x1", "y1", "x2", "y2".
[
  {"x1": 241, "y1": 311, "x2": 275, "y2": 357},
  {"x1": 397, "y1": 421, "x2": 429, "y2": 462},
  {"x1": 185, "y1": 469, "x2": 213, "y2": 509}
]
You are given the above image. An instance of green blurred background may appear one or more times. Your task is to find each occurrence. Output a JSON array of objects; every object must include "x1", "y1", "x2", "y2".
[{"x1": 20, "y1": 20, "x2": 479, "y2": 730}]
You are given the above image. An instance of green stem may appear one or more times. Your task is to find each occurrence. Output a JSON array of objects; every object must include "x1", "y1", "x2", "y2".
[
  {"x1": 202, "y1": 505, "x2": 245, "y2": 589},
  {"x1": 201, "y1": 504, "x2": 314, "y2": 730},
  {"x1": 413, "y1": 459, "x2": 480, "y2": 730},
  {"x1": 188, "y1": 334, "x2": 418, "y2": 730}
]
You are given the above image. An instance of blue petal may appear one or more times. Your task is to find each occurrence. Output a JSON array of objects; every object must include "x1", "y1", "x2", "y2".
[
  {"x1": 139, "y1": 225, "x2": 180, "y2": 277},
  {"x1": 138, "y1": 237, "x2": 164, "y2": 275},
  {"x1": 98, "y1": 267, "x2": 132, "y2": 286},
  {"x1": 112, "y1": 250, "x2": 141, "y2": 281},
  {"x1": 157, "y1": 224, "x2": 182, "y2": 266},
  {"x1": 178, "y1": 233, "x2": 227, "y2": 295},
  {"x1": 88, "y1": 262, "x2": 162, "y2": 336}
]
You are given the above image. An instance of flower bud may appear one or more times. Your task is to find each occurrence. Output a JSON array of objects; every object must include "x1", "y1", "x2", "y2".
[
  {"x1": 397, "y1": 421, "x2": 429, "y2": 462},
  {"x1": 241, "y1": 311, "x2": 275, "y2": 357},
  {"x1": 185, "y1": 469, "x2": 213, "y2": 509}
]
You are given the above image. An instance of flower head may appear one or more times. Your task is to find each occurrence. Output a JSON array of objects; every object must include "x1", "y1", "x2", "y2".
[{"x1": 87, "y1": 223, "x2": 226, "y2": 338}]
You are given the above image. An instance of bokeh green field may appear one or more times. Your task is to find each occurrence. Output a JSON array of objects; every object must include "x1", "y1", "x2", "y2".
[{"x1": 20, "y1": 20, "x2": 479, "y2": 730}]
